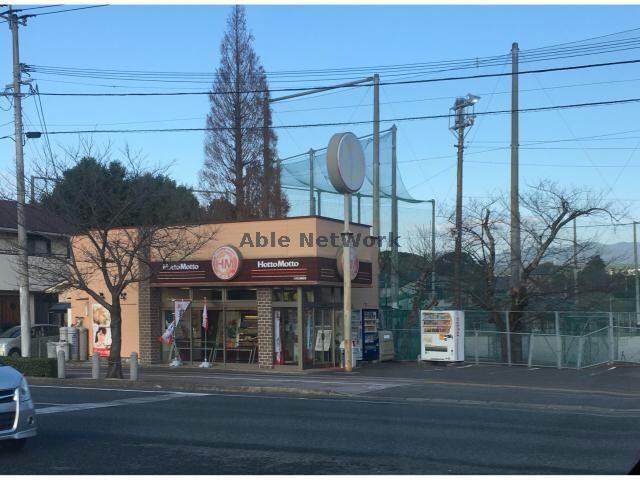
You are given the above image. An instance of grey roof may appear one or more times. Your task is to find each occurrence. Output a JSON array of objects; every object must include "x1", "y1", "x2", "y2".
[{"x1": 0, "y1": 200, "x2": 72, "y2": 236}]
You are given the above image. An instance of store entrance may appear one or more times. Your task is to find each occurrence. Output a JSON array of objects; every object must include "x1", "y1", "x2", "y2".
[{"x1": 274, "y1": 308, "x2": 298, "y2": 365}]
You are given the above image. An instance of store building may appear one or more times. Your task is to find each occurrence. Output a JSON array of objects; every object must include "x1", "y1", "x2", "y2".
[{"x1": 64, "y1": 216, "x2": 379, "y2": 369}]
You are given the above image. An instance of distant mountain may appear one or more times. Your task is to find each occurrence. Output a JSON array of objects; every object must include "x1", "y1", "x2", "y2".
[
  {"x1": 486, "y1": 241, "x2": 636, "y2": 269},
  {"x1": 588, "y1": 242, "x2": 636, "y2": 266}
]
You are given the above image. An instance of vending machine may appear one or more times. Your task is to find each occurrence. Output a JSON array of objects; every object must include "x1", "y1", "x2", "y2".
[
  {"x1": 420, "y1": 310, "x2": 465, "y2": 362},
  {"x1": 350, "y1": 310, "x2": 363, "y2": 362},
  {"x1": 361, "y1": 308, "x2": 380, "y2": 362}
]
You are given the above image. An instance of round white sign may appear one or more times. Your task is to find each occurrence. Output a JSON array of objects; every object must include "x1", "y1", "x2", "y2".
[{"x1": 326, "y1": 132, "x2": 365, "y2": 194}]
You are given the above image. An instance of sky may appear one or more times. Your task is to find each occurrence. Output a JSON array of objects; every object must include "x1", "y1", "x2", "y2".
[{"x1": 1, "y1": 3, "x2": 640, "y2": 249}]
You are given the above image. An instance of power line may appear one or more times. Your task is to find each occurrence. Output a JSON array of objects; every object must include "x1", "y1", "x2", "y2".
[
  {"x1": 21, "y1": 5, "x2": 108, "y2": 18},
  {"x1": 24, "y1": 31, "x2": 640, "y2": 82},
  {"x1": 31, "y1": 58, "x2": 640, "y2": 97},
  {"x1": 17, "y1": 96, "x2": 640, "y2": 137}
]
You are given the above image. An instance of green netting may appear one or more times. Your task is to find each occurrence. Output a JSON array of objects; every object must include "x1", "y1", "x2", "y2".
[{"x1": 280, "y1": 130, "x2": 423, "y2": 203}]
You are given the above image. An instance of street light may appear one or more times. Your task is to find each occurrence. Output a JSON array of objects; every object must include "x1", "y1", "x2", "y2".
[{"x1": 449, "y1": 93, "x2": 480, "y2": 310}]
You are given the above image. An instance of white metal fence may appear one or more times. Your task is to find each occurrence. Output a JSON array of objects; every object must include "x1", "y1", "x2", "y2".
[{"x1": 463, "y1": 311, "x2": 640, "y2": 369}]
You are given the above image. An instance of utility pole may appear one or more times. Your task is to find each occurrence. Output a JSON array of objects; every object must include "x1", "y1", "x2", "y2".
[
  {"x1": 510, "y1": 42, "x2": 522, "y2": 308},
  {"x1": 633, "y1": 221, "x2": 639, "y2": 325},
  {"x1": 372, "y1": 74, "x2": 380, "y2": 246},
  {"x1": 450, "y1": 94, "x2": 479, "y2": 310},
  {"x1": 5, "y1": 7, "x2": 31, "y2": 357}
]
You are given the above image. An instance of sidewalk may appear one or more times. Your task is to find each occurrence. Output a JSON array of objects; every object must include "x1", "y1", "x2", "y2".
[{"x1": 37, "y1": 359, "x2": 640, "y2": 399}]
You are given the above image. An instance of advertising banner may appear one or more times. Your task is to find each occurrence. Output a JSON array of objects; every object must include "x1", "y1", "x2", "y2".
[
  {"x1": 174, "y1": 300, "x2": 191, "y2": 327},
  {"x1": 92, "y1": 304, "x2": 112, "y2": 357}
]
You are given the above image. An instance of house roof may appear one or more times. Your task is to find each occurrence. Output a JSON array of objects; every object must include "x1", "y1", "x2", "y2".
[{"x1": 0, "y1": 200, "x2": 72, "y2": 236}]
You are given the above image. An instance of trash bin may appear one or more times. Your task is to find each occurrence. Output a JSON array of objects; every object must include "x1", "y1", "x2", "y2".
[
  {"x1": 68, "y1": 327, "x2": 79, "y2": 361},
  {"x1": 339, "y1": 341, "x2": 357, "y2": 369},
  {"x1": 46, "y1": 341, "x2": 57, "y2": 359},
  {"x1": 55, "y1": 341, "x2": 69, "y2": 362},
  {"x1": 78, "y1": 326, "x2": 88, "y2": 361}
]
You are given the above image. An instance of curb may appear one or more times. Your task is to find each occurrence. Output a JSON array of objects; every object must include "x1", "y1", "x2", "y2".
[{"x1": 26, "y1": 376, "x2": 343, "y2": 398}]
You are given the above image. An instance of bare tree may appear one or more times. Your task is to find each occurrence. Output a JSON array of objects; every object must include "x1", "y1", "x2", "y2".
[
  {"x1": 33, "y1": 145, "x2": 215, "y2": 378},
  {"x1": 452, "y1": 180, "x2": 617, "y2": 361}
]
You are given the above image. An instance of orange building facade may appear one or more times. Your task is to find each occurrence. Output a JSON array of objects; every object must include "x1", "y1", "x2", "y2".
[{"x1": 63, "y1": 216, "x2": 379, "y2": 370}]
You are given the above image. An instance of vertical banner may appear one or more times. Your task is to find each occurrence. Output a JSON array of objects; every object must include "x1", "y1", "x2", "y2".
[
  {"x1": 274, "y1": 310, "x2": 282, "y2": 365},
  {"x1": 92, "y1": 304, "x2": 112, "y2": 357},
  {"x1": 174, "y1": 300, "x2": 191, "y2": 328}
]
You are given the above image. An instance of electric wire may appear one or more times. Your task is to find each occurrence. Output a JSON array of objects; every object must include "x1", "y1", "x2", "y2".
[
  {"x1": 15, "y1": 96, "x2": 640, "y2": 137},
  {"x1": 30, "y1": 58, "x2": 640, "y2": 97}
]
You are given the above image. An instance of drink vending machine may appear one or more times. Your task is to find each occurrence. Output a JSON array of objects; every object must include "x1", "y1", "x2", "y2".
[
  {"x1": 349, "y1": 309, "x2": 380, "y2": 362},
  {"x1": 420, "y1": 310, "x2": 465, "y2": 362},
  {"x1": 361, "y1": 308, "x2": 380, "y2": 362}
]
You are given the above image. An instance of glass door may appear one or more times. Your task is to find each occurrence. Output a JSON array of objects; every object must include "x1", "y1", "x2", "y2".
[{"x1": 313, "y1": 308, "x2": 334, "y2": 367}]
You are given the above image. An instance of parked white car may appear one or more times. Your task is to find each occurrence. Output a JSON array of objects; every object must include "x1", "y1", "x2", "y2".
[
  {"x1": 0, "y1": 325, "x2": 60, "y2": 358},
  {"x1": 0, "y1": 360, "x2": 36, "y2": 450}
]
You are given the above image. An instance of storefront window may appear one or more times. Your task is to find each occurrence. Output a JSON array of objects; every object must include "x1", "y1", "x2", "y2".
[
  {"x1": 227, "y1": 289, "x2": 257, "y2": 301},
  {"x1": 273, "y1": 288, "x2": 297, "y2": 302},
  {"x1": 224, "y1": 310, "x2": 258, "y2": 363},
  {"x1": 192, "y1": 288, "x2": 222, "y2": 301}
]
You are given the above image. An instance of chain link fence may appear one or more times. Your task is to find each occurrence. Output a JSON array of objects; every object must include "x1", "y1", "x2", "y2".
[{"x1": 380, "y1": 307, "x2": 640, "y2": 368}]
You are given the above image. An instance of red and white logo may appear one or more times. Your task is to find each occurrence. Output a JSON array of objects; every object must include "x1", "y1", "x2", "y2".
[
  {"x1": 211, "y1": 245, "x2": 242, "y2": 280},
  {"x1": 336, "y1": 247, "x2": 359, "y2": 281}
]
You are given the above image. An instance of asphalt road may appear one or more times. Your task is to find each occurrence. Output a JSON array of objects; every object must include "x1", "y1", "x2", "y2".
[{"x1": 2, "y1": 382, "x2": 639, "y2": 474}]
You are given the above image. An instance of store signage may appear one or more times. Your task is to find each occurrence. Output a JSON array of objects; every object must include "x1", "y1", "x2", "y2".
[
  {"x1": 212, "y1": 245, "x2": 242, "y2": 280},
  {"x1": 151, "y1": 256, "x2": 372, "y2": 286},
  {"x1": 161, "y1": 262, "x2": 200, "y2": 272},
  {"x1": 257, "y1": 259, "x2": 300, "y2": 269}
]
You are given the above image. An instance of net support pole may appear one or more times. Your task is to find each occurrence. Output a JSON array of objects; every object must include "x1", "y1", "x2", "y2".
[
  {"x1": 391, "y1": 125, "x2": 399, "y2": 309},
  {"x1": 308, "y1": 149, "x2": 315, "y2": 216},
  {"x1": 357, "y1": 194, "x2": 361, "y2": 224},
  {"x1": 317, "y1": 190, "x2": 322, "y2": 216}
]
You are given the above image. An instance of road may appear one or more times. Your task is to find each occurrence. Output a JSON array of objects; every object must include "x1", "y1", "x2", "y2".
[{"x1": 2, "y1": 380, "x2": 639, "y2": 474}]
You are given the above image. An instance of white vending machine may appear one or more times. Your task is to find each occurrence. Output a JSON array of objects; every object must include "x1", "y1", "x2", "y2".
[{"x1": 420, "y1": 310, "x2": 465, "y2": 362}]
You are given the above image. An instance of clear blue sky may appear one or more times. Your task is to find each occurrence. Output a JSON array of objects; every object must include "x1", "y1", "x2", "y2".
[{"x1": 1, "y1": 4, "x2": 640, "y2": 246}]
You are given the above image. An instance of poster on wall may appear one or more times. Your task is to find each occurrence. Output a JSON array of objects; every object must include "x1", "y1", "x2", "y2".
[
  {"x1": 226, "y1": 317, "x2": 240, "y2": 348},
  {"x1": 274, "y1": 310, "x2": 282, "y2": 364},
  {"x1": 92, "y1": 304, "x2": 112, "y2": 357}
]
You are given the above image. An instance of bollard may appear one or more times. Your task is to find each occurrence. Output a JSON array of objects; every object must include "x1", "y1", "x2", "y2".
[
  {"x1": 57, "y1": 349, "x2": 65, "y2": 379},
  {"x1": 92, "y1": 352, "x2": 100, "y2": 379},
  {"x1": 130, "y1": 352, "x2": 139, "y2": 381}
]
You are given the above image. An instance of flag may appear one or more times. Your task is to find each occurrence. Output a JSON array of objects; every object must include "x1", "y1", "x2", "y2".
[
  {"x1": 160, "y1": 320, "x2": 176, "y2": 345},
  {"x1": 174, "y1": 300, "x2": 191, "y2": 328},
  {"x1": 202, "y1": 299, "x2": 209, "y2": 330}
]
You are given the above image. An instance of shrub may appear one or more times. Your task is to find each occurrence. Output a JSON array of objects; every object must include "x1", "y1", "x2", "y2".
[{"x1": 0, "y1": 356, "x2": 57, "y2": 377}]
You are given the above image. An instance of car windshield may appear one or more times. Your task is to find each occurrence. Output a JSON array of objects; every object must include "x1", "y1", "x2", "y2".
[{"x1": 0, "y1": 326, "x2": 20, "y2": 338}]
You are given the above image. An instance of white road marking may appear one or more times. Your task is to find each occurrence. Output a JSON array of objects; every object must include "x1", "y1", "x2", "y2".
[
  {"x1": 30, "y1": 384, "x2": 209, "y2": 396},
  {"x1": 36, "y1": 393, "x2": 205, "y2": 415},
  {"x1": 457, "y1": 365, "x2": 473, "y2": 369},
  {"x1": 138, "y1": 372, "x2": 408, "y2": 388},
  {"x1": 608, "y1": 366, "x2": 617, "y2": 371}
]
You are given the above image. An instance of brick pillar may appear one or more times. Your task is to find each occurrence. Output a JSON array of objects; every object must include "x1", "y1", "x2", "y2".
[
  {"x1": 138, "y1": 275, "x2": 161, "y2": 366},
  {"x1": 257, "y1": 288, "x2": 273, "y2": 368}
]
